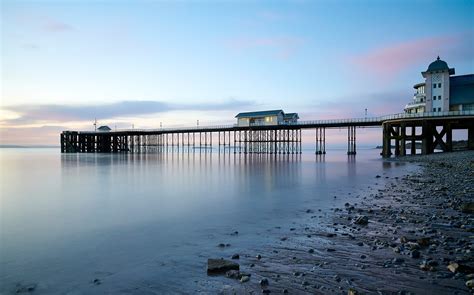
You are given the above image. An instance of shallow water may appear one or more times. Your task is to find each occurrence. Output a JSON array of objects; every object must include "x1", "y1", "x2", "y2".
[{"x1": 0, "y1": 148, "x2": 414, "y2": 294}]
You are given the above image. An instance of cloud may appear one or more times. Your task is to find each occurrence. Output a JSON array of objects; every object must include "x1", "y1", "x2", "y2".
[
  {"x1": 351, "y1": 32, "x2": 473, "y2": 77},
  {"x1": 43, "y1": 18, "x2": 75, "y2": 32},
  {"x1": 22, "y1": 43, "x2": 40, "y2": 50},
  {"x1": 226, "y1": 37, "x2": 305, "y2": 59},
  {"x1": 2, "y1": 99, "x2": 255, "y2": 126},
  {"x1": 300, "y1": 90, "x2": 410, "y2": 120},
  {"x1": 0, "y1": 125, "x2": 65, "y2": 146}
]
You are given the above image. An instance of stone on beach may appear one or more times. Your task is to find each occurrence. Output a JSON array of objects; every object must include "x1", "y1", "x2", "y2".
[
  {"x1": 354, "y1": 215, "x2": 369, "y2": 225},
  {"x1": 447, "y1": 262, "x2": 474, "y2": 274},
  {"x1": 15, "y1": 283, "x2": 37, "y2": 293},
  {"x1": 207, "y1": 258, "x2": 239, "y2": 274},
  {"x1": 260, "y1": 278, "x2": 269, "y2": 287},
  {"x1": 466, "y1": 279, "x2": 474, "y2": 289},
  {"x1": 460, "y1": 202, "x2": 474, "y2": 214},
  {"x1": 226, "y1": 270, "x2": 240, "y2": 279},
  {"x1": 240, "y1": 275, "x2": 250, "y2": 283}
]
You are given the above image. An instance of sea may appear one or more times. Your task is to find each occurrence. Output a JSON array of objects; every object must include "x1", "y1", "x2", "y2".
[{"x1": 0, "y1": 147, "x2": 416, "y2": 294}]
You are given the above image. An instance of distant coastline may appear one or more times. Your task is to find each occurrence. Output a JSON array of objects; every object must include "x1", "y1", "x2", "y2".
[{"x1": 0, "y1": 145, "x2": 60, "y2": 149}]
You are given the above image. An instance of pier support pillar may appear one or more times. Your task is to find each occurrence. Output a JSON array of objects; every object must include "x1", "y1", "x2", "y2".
[
  {"x1": 347, "y1": 126, "x2": 356, "y2": 155},
  {"x1": 411, "y1": 126, "x2": 416, "y2": 155},
  {"x1": 382, "y1": 123, "x2": 391, "y2": 158},
  {"x1": 400, "y1": 123, "x2": 406, "y2": 156},
  {"x1": 469, "y1": 125, "x2": 474, "y2": 150},
  {"x1": 422, "y1": 121, "x2": 433, "y2": 155}
]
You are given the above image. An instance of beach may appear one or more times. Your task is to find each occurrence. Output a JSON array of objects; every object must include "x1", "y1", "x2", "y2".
[{"x1": 209, "y1": 151, "x2": 474, "y2": 294}]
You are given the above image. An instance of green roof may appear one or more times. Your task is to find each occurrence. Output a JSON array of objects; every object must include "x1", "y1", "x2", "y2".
[
  {"x1": 424, "y1": 56, "x2": 454, "y2": 75},
  {"x1": 97, "y1": 125, "x2": 111, "y2": 131},
  {"x1": 235, "y1": 110, "x2": 283, "y2": 118},
  {"x1": 283, "y1": 113, "x2": 299, "y2": 119}
]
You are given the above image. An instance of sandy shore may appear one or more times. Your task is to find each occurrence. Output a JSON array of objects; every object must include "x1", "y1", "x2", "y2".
[{"x1": 213, "y1": 151, "x2": 474, "y2": 294}]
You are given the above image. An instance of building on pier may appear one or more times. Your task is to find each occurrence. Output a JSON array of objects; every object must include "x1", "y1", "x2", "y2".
[
  {"x1": 235, "y1": 110, "x2": 299, "y2": 126},
  {"x1": 404, "y1": 57, "x2": 474, "y2": 114},
  {"x1": 97, "y1": 125, "x2": 111, "y2": 132}
]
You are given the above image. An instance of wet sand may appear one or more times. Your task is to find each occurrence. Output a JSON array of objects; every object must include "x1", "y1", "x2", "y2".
[{"x1": 212, "y1": 151, "x2": 474, "y2": 294}]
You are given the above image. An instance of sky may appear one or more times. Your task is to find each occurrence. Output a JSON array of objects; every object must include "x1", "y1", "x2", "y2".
[{"x1": 1, "y1": 0, "x2": 473, "y2": 145}]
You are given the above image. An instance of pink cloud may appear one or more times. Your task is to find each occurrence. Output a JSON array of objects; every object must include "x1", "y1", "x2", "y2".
[
  {"x1": 351, "y1": 34, "x2": 465, "y2": 77},
  {"x1": 226, "y1": 37, "x2": 305, "y2": 59}
]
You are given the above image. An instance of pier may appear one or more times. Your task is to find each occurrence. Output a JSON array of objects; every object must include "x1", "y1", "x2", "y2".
[{"x1": 60, "y1": 111, "x2": 474, "y2": 157}]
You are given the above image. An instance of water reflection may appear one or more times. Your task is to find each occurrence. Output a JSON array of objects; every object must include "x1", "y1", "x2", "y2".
[{"x1": 1, "y1": 148, "x2": 415, "y2": 294}]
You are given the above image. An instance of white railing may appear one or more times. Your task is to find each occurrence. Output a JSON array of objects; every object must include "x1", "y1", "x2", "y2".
[{"x1": 73, "y1": 110, "x2": 474, "y2": 133}]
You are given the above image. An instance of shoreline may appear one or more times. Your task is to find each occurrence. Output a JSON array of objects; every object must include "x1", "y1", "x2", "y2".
[{"x1": 211, "y1": 151, "x2": 474, "y2": 294}]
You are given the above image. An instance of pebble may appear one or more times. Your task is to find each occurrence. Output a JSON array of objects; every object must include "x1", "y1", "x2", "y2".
[{"x1": 260, "y1": 278, "x2": 269, "y2": 287}]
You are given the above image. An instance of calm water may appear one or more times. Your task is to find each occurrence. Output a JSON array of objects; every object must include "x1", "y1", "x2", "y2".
[{"x1": 0, "y1": 148, "x2": 414, "y2": 294}]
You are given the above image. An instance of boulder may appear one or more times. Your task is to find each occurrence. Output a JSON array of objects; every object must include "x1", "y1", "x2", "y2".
[{"x1": 207, "y1": 258, "x2": 239, "y2": 274}]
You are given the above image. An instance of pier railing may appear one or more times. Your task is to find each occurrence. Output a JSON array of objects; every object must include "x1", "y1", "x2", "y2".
[{"x1": 74, "y1": 110, "x2": 474, "y2": 134}]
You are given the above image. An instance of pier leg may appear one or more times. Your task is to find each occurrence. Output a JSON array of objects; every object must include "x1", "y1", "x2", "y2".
[
  {"x1": 400, "y1": 124, "x2": 406, "y2": 156},
  {"x1": 468, "y1": 125, "x2": 474, "y2": 150},
  {"x1": 422, "y1": 121, "x2": 433, "y2": 155},
  {"x1": 394, "y1": 126, "x2": 400, "y2": 156},
  {"x1": 382, "y1": 123, "x2": 391, "y2": 158},
  {"x1": 446, "y1": 123, "x2": 452, "y2": 152}
]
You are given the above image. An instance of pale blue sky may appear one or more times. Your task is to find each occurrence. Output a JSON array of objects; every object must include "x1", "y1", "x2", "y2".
[{"x1": 1, "y1": 0, "x2": 473, "y2": 144}]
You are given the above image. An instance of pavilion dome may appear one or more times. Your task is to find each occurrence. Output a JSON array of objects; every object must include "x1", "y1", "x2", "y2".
[{"x1": 426, "y1": 56, "x2": 450, "y2": 72}]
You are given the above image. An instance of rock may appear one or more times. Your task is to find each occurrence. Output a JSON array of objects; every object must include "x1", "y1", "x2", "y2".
[
  {"x1": 93, "y1": 278, "x2": 101, "y2": 285},
  {"x1": 448, "y1": 262, "x2": 459, "y2": 273},
  {"x1": 260, "y1": 278, "x2": 269, "y2": 287},
  {"x1": 207, "y1": 258, "x2": 239, "y2": 274},
  {"x1": 308, "y1": 249, "x2": 314, "y2": 254},
  {"x1": 417, "y1": 237, "x2": 431, "y2": 247},
  {"x1": 447, "y1": 262, "x2": 474, "y2": 273},
  {"x1": 411, "y1": 250, "x2": 421, "y2": 259},
  {"x1": 466, "y1": 279, "x2": 474, "y2": 289},
  {"x1": 226, "y1": 270, "x2": 241, "y2": 279},
  {"x1": 240, "y1": 275, "x2": 250, "y2": 283},
  {"x1": 15, "y1": 283, "x2": 37, "y2": 293},
  {"x1": 327, "y1": 248, "x2": 336, "y2": 252},
  {"x1": 354, "y1": 215, "x2": 369, "y2": 225},
  {"x1": 231, "y1": 254, "x2": 239, "y2": 260},
  {"x1": 376, "y1": 175, "x2": 381, "y2": 178},
  {"x1": 419, "y1": 263, "x2": 435, "y2": 272},
  {"x1": 460, "y1": 202, "x2": 474, "y2": 214}
]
